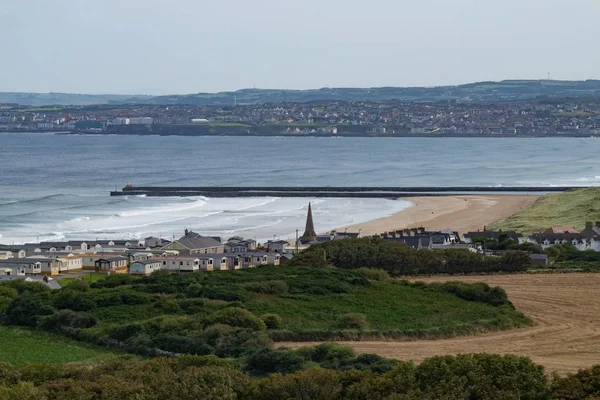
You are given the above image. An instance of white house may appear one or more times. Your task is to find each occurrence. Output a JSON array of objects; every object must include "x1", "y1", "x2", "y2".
[
  {"x1": 160, "y1": 257, "x2": 201, "y2": 272},
  {"x1": 0, "y1": 259, "x2": 41, "y2": 275},
  {"x1": 130, "y1": 260, "x2": 162, "y2": 276}
]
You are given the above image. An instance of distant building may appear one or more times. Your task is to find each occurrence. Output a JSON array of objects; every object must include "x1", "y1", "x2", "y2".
[
  {"x1": 162, "y1": 230, "x2": 224, "y2": 255},
  {"x1": 299, "y1": 202, "x2": 318, "y2": 244}
]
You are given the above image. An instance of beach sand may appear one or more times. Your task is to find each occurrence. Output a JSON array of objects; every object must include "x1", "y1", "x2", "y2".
[{"x1": 338, "y1": 195, "x2": 539, "y2": 236}]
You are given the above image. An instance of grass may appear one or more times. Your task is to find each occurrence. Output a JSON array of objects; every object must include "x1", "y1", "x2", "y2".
[
  {"x1": 199, "y1": 267, "x2": 529, "y2": 337},
  {"x1": 0, "y1": 325, "x2": 120, "y2": 365},
  {"x1": 490, "y1": 188, "x2": 600, "y2": 234},
  {"x1": 246, "y1": 281, "x2": 528, "y2": 335}
]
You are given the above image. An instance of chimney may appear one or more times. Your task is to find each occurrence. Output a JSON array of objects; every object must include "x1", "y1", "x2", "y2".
[{"x1": 184, "y1": 229, "x2": 189, "y2": 236}]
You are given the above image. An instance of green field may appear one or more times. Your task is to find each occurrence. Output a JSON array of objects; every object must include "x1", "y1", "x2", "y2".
[
  {"x1": 247, "y1": 281, "x2": 525, "y2": 335},
  {"x1": 490, "y1": 188, "x2": 600, "y2": 234},
  {"x1": 0, "y1": 325, "x2": 119, "y2": 365}
]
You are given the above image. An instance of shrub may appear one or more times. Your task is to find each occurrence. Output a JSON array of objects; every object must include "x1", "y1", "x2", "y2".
[
  {"x1": 214, "y1": 329, "x2": 272, "y2": 358},
  {"x1": 429, "y1": 281, "x2": 512, "y2": 307},
  {"x1": 186, "y1": 283, "x2": 203, "y2": 297},
  {"x1": 64, "y1": 280, "x2": 90, "y2": 292},
  {"x1": 208, "y1": 307, "x2": 266, "y2": 331},
  {"x1": 91, "y1": 274, "x2": 136, "y2": 289},
  {"x1": 5, "y1": 293, "x2": 54, "y2": 327},
  {"x1": 151, "y1": 333, "x2": 213, "y2": 356},
  {"x1": 244, "y1": 348, "x2": 305, "y2": 375},
  {"x1": 198, "y1": 287, "x2": 249, "y2": 302},
  {"x1": 336, "y1": 313, "x2": 369, "y2": 330},
  {"x1": 310, "y1": 343, "x2": 356, "y2": 364},
  {"x1": 261, "y1": 313, "x2": 283, "y2": 330},
  {"x1": 358, "y1": 268, "x2": 390, "y2": 281},
  {"x1": 242, "y1": 280, "x2": 289, "y2": 295},
  {"x1": 0, "y1": 362, "x2": 21, "y2": 385},
  {"x1": 251, "y1": 368, "x2": 342, "y2": 400},
  {"x1": 203, "y1": 324, "x2": 234, "y2": 346},
  {"x1": 41, "y1": 310, "x2": 97, "y2": 331},
  {"x1": 0, "y1": 382, "x2": 41, "y2": 400},
  {"x1": 153, "y1": 296, "x2": 181, "y2": 312},
  {"x1": 342, "y1": 353, "x2": 398, "y2": 373},
  {"x1": 2, "y1": 279, "x2": 51, "y2": 295},
  {"x1": 550, "y1": 365, "x2": 600, "y2": 399},
  {"x1": 416, "y1": 354, "x2": 547, "y2": 400},
  {"x1": 53, "y1": 291, "x2": 96, "y2": 311}
]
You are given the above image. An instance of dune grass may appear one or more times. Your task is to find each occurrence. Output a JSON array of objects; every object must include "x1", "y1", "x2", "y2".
[
  {"x1": 490, "y1": 188, "x2": 600, "y2": 234},
  {"x1": 0, "y1": 325, "x2": 121, "y2": 365}
]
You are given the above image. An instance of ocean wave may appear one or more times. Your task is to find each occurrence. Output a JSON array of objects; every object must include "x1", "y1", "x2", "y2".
[
  {"x1": 0, "y1": 193, "x2": 65, "y2": 207},
  {"x1": 116, "y1": 198, "x2": 208, "y2": 218}
]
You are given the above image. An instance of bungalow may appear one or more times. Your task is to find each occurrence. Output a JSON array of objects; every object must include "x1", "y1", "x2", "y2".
[
  {"x1": 0, "y1": 266, "x2": 25, "y2": 276},
  {"x1": 160, "y1": 257, "x2": 201, "y2": 272},
  {"x1": 237, "y1": 253, "x2": 270, "y2": 268},
  {"x1": 130, "y1": 260, "x2": 163, "y2": 276},
  {"x1": 197, "y1": 254, "x2": 229, "y2": 271},
  {"x1": 94, "y1": 257, "x2": 129, "y2": 273},
  {"x1": 162, "y1": 230, "x2": 224, "y2": 255},
  {"x1": 0, "y1": 251, "x2": 14, "y2": 260},
  {"x1": 25, "y1": 257, "x2": 60, "y2": 275},
  {"x1": 0, "y1": 246, "x2": 26, "y2": 259},
  {"x1": 0, "y1": 259, "x2": 42, "y2": 275},
  {"x1": 55, "y1": 256, "x2": 83, "y2": 273}
]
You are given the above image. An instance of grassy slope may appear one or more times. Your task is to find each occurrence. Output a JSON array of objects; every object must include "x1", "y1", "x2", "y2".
[
  {"x1": 0, "y1": 325, "x2": 119, "y2": 365},
  {"x1": 490, "y1": 188, "x2": 600, "y2": 234}
]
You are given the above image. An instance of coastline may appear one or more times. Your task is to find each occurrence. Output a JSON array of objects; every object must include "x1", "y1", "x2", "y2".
[{"x1": 337, "y1": 195, "x2": 539, "y2": 236}]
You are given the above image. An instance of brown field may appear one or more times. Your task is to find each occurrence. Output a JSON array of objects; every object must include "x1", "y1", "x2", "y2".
[{"x1": 281, "y1": 273, "x2": 600, "y2": 375}]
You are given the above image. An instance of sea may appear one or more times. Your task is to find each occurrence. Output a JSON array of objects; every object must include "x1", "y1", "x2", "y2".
[{"x1": 1, "y1": 132, "x2": 600, "y2": 244}]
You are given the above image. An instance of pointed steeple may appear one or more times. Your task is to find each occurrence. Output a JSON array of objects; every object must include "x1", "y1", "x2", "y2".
[{"x1": 300, "y1": 202, "x2": 317, "y2": 243}]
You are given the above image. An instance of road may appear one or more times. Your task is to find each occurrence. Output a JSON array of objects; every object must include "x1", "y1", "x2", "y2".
[{"x1": 281, "y1": 273, "x2": 600, "y2": 375}]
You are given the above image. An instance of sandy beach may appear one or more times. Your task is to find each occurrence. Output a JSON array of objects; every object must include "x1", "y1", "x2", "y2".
[{"x1": 338, "y1": 195, "x2": 539, "y2": 236}]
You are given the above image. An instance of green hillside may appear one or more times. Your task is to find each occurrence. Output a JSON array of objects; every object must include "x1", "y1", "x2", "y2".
[
  {"x1": 490, "y1": 188, "x2": 600, "y2": 234},
  {"x1": 3, "y1": 79, "x2": 600, "y2": 106}
]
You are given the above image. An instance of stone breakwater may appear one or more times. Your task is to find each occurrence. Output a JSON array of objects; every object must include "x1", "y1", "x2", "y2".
[{"x1": 110, "y1": 186, "x2": 580, "y2": 198}]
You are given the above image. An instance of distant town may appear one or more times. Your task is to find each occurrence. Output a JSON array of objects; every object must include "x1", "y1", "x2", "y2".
[{"x1": 3, "y1": 97, "x2": 600, "y2": 137}]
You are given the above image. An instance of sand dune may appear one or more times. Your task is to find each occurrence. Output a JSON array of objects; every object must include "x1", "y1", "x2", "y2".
[{"x1": 338, "y1": 195, "x2": 539, "y2": 236}]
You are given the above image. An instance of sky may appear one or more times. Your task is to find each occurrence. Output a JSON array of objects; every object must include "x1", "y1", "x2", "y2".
[{"x1": 1, "y1": 0, "x2": 600, "y2": 95}]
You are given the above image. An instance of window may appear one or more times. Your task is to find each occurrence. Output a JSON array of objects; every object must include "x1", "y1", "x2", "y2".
[
  {"x1": 163, "y1": 261, "x2": 166, "y2": 266},
  {"x1": 180, "y1": 262, "x2": 183, "y2": 266}
]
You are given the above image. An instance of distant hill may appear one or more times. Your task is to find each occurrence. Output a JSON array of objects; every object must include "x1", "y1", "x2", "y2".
[{"x1": 3, "y1": 80, "x2": 600, "y2": 106}]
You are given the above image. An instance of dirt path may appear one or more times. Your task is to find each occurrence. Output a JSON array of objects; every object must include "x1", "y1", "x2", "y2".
[{"x1": 281, "y1": 274, "x2": 600, "y2": 375}]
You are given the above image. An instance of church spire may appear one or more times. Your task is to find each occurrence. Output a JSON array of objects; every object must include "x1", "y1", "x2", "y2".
[{"x1": 300, "y1": 202, "x2": 317, "y2": 243}]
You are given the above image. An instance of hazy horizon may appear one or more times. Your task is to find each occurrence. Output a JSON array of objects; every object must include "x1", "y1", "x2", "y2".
[{"x1": 2, "y1": 0, "x2": 600, "y2": 95}]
